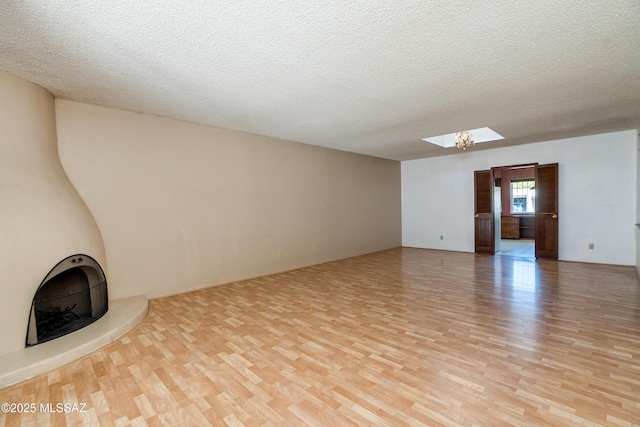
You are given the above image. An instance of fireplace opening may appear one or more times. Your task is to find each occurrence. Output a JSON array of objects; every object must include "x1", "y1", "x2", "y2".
[{"x1": 26, "y1": 255, "x2": 108, "y2": 347}]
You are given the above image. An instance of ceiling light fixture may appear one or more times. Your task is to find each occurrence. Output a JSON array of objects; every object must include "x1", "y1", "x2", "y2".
[
  {"x1": 421, "y1": 127, "x2": 504, "y2": 150},
  {"x1": 455, "y1": 130, "x2": 474, "y2": 150}
]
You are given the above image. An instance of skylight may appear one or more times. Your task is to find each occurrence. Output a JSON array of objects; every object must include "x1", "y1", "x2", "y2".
[{"x1": 422, "y1": 127, "x2": 504, "y2": 148}]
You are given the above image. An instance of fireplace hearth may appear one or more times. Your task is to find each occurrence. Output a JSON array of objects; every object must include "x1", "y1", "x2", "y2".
[{"x1": 26, "y1": 255, "x2": 108, "y2": 347}]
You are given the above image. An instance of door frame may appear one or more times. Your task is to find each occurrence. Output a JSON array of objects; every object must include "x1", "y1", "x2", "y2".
[
  {"x1": 474, "y1": 169, "x2": 495, "y2": 254},
  {"x1": 474, "y1": 162, "x2": 559, "y2": 259},
  {"x1": 534, "y1": 163, "x2": 559, "y2": 259}
]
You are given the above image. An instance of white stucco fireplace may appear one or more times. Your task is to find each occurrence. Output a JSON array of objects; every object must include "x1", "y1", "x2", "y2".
[{"x1": 0, "y1": 72, "x2": 147, "y2": 388}]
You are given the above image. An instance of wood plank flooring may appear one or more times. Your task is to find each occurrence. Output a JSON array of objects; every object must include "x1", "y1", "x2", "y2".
[{"x1": 1, "y1": 248, "x2": 639, "y2": 426}]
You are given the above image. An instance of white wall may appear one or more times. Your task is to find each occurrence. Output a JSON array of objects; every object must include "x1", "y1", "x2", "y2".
[
  {"x1": 636, "y1": 130, "x2": 640, "y2": 277},
  {"x1": 56, "y1": 101, "x2": 402, "y2": 300},
  {"x1": 402, "y1": 130, "x2": 637, "y2": 266},
  {"x1": 636, "y1": 227, "x2": 640, "y2": 278}
]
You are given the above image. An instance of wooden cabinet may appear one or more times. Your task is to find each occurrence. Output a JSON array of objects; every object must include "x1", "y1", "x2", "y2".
[
  {"x1": 519, "y1": 216, "x2": 536, "y2": 239},
  {"x1": 501, "y1": 216, "x2": 536, "y2": 239},
  {"x1": 501, "y1": 216, "x2": 520, "y2": 239}
]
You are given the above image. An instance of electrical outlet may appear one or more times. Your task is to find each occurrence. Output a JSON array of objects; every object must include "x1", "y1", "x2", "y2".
[
  {"x1": 588, "y1": 243, "x2": 595, "y2": 250},
  {"x1": 278, "y1": 251, "x2": 283, "y2": 258}
]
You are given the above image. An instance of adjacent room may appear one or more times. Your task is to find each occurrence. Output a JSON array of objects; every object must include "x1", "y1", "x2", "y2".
[
  {"x1": 494, "y1": 166, "x2": 537, "y2": 258},
  {"x1": 1, "y1": 2, "x2": 639, "y2": 426}
]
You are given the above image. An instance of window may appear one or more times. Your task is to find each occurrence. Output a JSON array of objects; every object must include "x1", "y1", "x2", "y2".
[{"x1": 511, "y1": 179, "x2": 535, "y2": 213}]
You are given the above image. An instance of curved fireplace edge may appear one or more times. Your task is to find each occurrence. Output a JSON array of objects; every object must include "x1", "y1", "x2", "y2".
[
  {"x1": 26, "y1": 254, "x2": 108, "y2": 347},
  {"x1": 0, "y1": 295, "x2": 147, "y2": 389}
]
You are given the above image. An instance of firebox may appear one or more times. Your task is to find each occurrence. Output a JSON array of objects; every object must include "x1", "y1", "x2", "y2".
[{"x1": 26, "y1": 254, "x2": 108, "y2": 347}]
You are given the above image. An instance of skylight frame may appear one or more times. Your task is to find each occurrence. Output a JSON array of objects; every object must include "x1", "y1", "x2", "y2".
[{"x1": 421, "y1": 127, "x2": 504, "y2": 148}]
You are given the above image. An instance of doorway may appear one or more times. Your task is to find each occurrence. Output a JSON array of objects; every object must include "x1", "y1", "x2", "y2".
[
  {"x1": 495, "y1": 165, "x2": 535, "y2": 258},
  {"x1": 474, "y1": 163, "x2": 558, "y2": 259}
]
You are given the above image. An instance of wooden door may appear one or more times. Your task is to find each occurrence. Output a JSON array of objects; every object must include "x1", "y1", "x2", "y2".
[
  {"x1": 474, "y1": 169, "x2": 495, "y2": 254},
  {"x1": 535, "y1": 163, "x2": 559, "y2": 259}
]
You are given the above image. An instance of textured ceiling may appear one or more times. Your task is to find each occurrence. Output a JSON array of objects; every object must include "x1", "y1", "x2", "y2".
[{"x1": 1, "y1": 1, "x2": 639, "y2": 160}]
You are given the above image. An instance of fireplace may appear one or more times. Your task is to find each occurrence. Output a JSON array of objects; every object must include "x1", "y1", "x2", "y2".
[{"x1": 26, "y1": 255, "x2": 108, "y2": 347}]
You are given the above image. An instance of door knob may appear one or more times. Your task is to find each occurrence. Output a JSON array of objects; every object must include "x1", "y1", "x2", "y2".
[
  {"x1": 552, "y1": 214, "x2": 558, "y2": 219},
  {"x1": 474, "y1": 214, "x2": 479, "y2": 218}
]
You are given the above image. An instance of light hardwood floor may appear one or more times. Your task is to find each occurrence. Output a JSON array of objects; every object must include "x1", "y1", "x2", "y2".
[
  {"x1": 1, "y1": 248, "x2": 639, "y2": 426},
  {"x1": 497, "y1": 239, "x2": 535, "y2": 258}
]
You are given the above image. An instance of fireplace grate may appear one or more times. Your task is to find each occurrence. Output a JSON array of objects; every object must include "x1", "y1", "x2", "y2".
[{"x1": 36, "y1": 304, "x2": 79, "y2": 336}]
